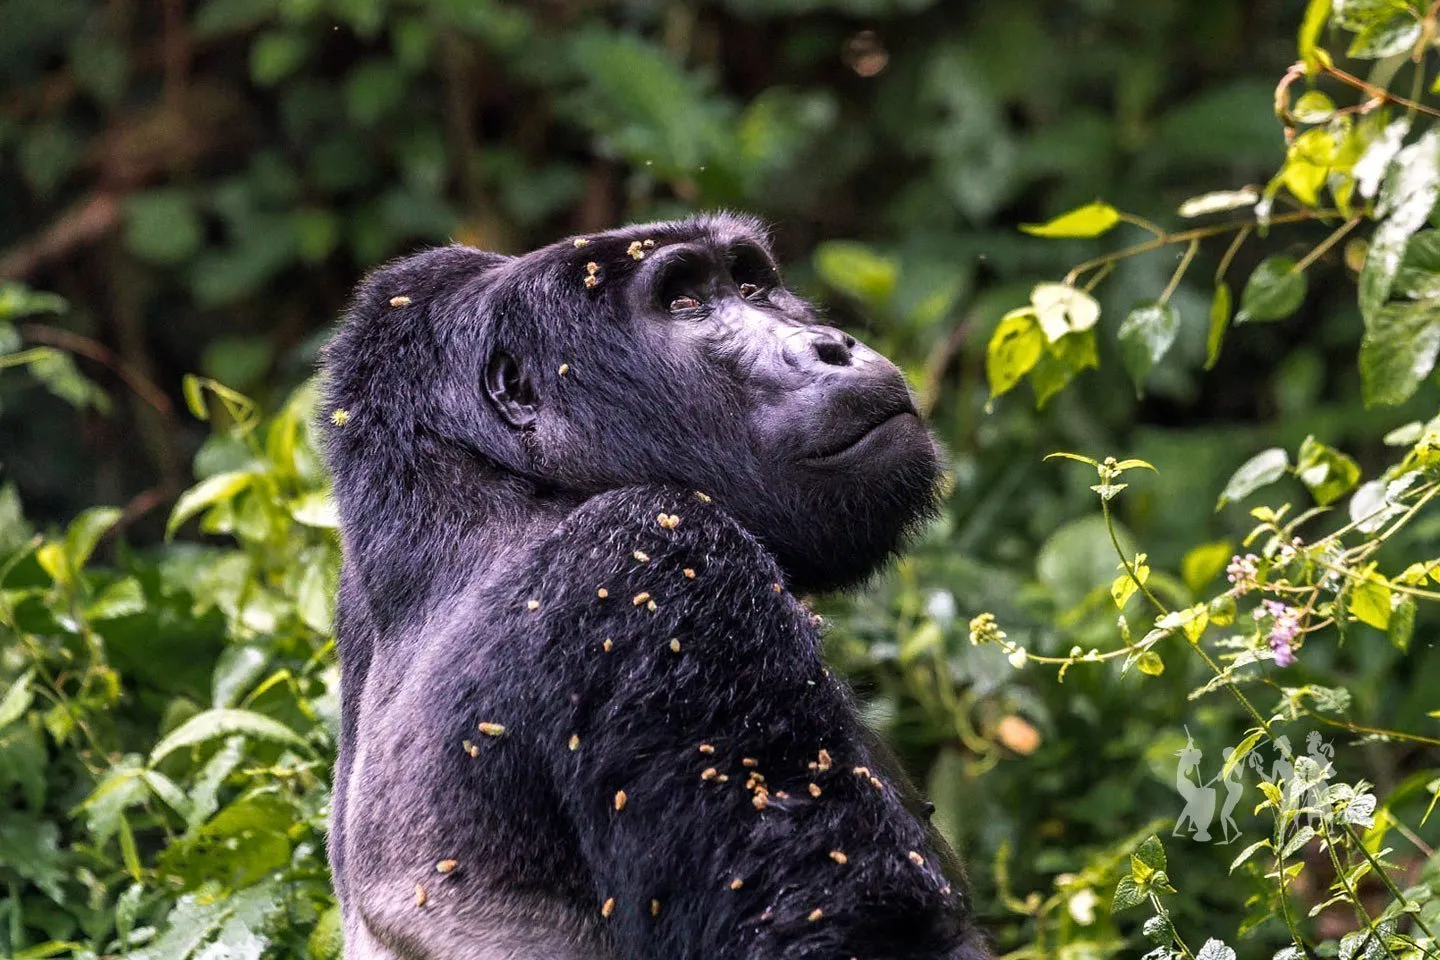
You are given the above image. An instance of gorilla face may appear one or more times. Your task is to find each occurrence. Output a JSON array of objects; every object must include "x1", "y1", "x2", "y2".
[{"x1": 478, "y1": 215, "x2": 942, "y2": 594}]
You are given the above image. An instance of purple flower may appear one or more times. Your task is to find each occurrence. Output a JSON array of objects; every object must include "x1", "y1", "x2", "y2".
[
  {"x1": 1255, "y1": 599, "x2": 1301, "y2": 666},
  {"x1": 1226, "y1": 553, "x2": 1260, "y2": 594}
]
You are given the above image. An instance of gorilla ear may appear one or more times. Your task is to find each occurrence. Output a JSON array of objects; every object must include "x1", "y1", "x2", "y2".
[{"x1": 485, "y1": 351, "x2": 539, "y2": 429}]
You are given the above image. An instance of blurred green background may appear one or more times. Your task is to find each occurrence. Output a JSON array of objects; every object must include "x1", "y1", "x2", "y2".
[{"x1": 4, "y1": 0, "x2": 1439, "y2": 958}]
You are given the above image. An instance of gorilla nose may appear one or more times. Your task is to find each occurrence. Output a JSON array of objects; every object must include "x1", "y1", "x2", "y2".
[{"x1": 807, "y1": 327, "x2": 856, "y2": 367}]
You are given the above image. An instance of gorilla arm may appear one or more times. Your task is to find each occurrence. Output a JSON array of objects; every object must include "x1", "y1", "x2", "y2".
[{"x1": 518, "y1": 486, "x2": 990, "y2": 960}]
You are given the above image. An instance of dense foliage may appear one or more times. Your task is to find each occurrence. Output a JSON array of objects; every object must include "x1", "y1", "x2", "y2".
[{"x1": 4, "y1": 0, "x2": 1440, "y2": 958}]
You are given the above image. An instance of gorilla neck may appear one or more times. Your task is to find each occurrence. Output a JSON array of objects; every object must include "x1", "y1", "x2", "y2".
[{"x1": 336, "y1": 446, "x2": 576, "y2": 629}]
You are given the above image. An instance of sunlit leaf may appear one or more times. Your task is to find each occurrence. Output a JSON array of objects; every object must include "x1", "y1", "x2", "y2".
[
  {"x1": 167, "y1": 471, "x2": 255, "y2": 540},
  {"x1": 1298, "y1": 0, "x2": 1332, "y2": 73},
  {"x1": 1181, "y1": 541, "x2": 1233, "y2": 592},
  {"x1": 149, "y1": 708, "x2": 308, "y2": 765},
  {"x1": 1117, "y1": 301, "x2": 1180, "y2": 394},
  {"x1": 1295, "y1": 435, "x2": 1361, "y2": 505},
  {"x1": 1350, "y1": 576, "x2": 1392, "y2": 629},
  {"x1": 986, "y1": 308, "x2": 1045, "y2": 400},
  {"x1": 1019, "y1": 201, "x2": 1121, "y2": 238},
  {"x1": 1346, "y1": 12, "x2": 1421, "y2": 60},
  {"x1": 1358, "y1": 299, "x2": 1440, "y2": 406},
  {"x1": 1217, "y1": 448, "x2": 1290, "y2": 508},
  {"x1": 814, "y1": 241, "x2": 898, "y2": 308}
]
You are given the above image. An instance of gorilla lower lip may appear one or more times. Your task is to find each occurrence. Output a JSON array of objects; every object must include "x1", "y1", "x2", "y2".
[{"x1": 805, "y1": 411, "x2": 915, "y2": 462}]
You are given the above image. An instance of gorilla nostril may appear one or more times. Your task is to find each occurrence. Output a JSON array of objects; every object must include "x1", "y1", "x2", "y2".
[
  {"x1": 813, "y1": 335, "x2": 852, "y2": 367},
  {"x1": 842, "y1": 334, "x2": 856, "y2": 349}
]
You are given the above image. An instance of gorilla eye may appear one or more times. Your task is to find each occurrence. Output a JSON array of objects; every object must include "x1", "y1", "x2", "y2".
[
  {"x1": 670, "y1": 296, "x2": 702, "y2": 312},
  {"x1": 739, "y1": 283, "x2": 762, "y2": 299}
]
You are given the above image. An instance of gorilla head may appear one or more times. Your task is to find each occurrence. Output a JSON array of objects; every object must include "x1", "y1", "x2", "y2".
[{"x1": 323, "y1": 212, "x2": 941, "y2": 596}]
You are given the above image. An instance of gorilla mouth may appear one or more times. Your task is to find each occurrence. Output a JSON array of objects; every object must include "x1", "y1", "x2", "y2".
[{"x1": 802, "y1": 408, "x2": 919, "y2": 463}]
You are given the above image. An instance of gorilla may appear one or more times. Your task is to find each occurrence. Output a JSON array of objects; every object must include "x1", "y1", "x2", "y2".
[{"x1": 320, "y1": 213, "x2": 990, "y2": 960}]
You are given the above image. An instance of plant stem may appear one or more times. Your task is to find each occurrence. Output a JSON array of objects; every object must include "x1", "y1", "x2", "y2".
[
  {"x1": 1159, "y1": 239, "x2": 1200, "y2": 304},
  {"x1": 1292, "y1": 217, "x2": 1362, "y2": 274}
]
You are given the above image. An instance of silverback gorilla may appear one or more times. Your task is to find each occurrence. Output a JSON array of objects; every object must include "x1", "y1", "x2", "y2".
[{"x1": 320, "y1": 213, "x2": 991, "y2": 960}]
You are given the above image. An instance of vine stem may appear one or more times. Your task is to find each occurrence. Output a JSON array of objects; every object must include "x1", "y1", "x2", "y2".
[
  {"x1": 1063, "y1": 210, "x2": 1340, "y2": 286},
  {"x1": 1345, "y1": 822, "x2": 1440, "y2": 945},
  {"x1": 1322, "y1": 62, "x2": 1440, "y2": 120},
  {"x1": 1159, "y1": 239, "x2": 1200, "y2": 304},
  {"x1": 1291, "y1": 216, "x2": 1362, "y2": 274},
  {"x1": 1214, "y1": 224, "x2": 1252, "y2": 284},
  {"x1": 1321, "y1": 820, "x2": 1401, "y2": 960}
]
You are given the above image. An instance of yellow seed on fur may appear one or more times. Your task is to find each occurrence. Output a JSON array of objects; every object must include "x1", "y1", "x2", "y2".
[
  {"x1": 729, "y1": 877, "x2": 744, "y2": 890},
  {"x1": 634, "y1": 550, "x2": 650, "y2": 562},
  {"x1": 414, "y1": 883, "x2": 427, "y2": 907},
  {"x1": 646, "y1": 600, "x2": 657, "y2": 612},
  {"x1": 586, "y1": 261, "x2": 599, "y2": 274},
  {"x1": 628, "y1": 241, "x2": 645, "y2": 261},
  {"x1": 683, "y1": 568, "x2": 696, "y2": 579},
  {"x1": 657, "y1": 513, "x2": 680, "y2": 529},
  {"x1": 462, "y1": 739, "x2": 479, "y2": 758},
  {"x1": 694, "y1": 491, "x2": 712, "y2": 503},
  {"x1": 775, "y1": 790, "x2": 789, "y2": 800},
  {"x1": 436, "y1": 859, "x2": 457, "y2": 873},
  {"x1": 829, "y1": 850, "x2": 847, "y2": 864},
  {"x1": 598, "y1": 588, "x2": 609, "y2": 598},
  {"x1": 559, "y1": 363, "x2": 570, "y2": 376},
  {"x1": 603, "y1": 638, "x2": 613, "y2": 652},
  {"x1": 809, "y1": 783, "x2": 822, "y2": 798},
  {"x1": 633, "y1": 592, "x2": 651, "y2": 606},
  {"x1": 389, "y1": 295, "x2": 412, "y2": 307},
  {"x1": 614, "y1": 790, "x2": 627, "y2": 811},
  {"x1": 478, "y1": 722, "x2": 506, "y2": 737},
  {"x1": 701, "y1": 767, "x2": 718, "y2": 780},
  {"x1": 772, "y1": 583, "x2": 782, "y2": 593},
  {"x1": 940, "y1": 884, "x2": 952, "y2": 895},
  {"x1": 526, "y1": 599, "x2": 540, "y2": 611},
  {"x1": 817, "y1": 749, "x2": 832, "y2": 771},
  {"x1": 698, "y1": 743, "x2": 715, "y2": 754},
  {"x1": 807, "y1": 908, "x2": 823, "y2": 922},
  {"x1": 573, "y1": 238, "x2": 590, "y2": 247},
  {"x1": 852, "y1": 766, "x2": 870, "y2": 777},
  {"x1": 870, "y1": 777, "x2": 883, "y2": 791},
  {"x1": 716, "y1": 774, "x2": 729, "y2": 783},
  {"x1": 752, "y1": 792, "x2": 768, "y2": 810},
  {"x1": 602, "y1": 897, "x2": 615, "y2": 917},
  {"x1": 650, "y1": 899, "x2": 660, "y2": 916},
  {"x1": 741, "y1": 758, "x2": 758, "y2": 768},
  {"x1": 569, "y1": 734, "x2": 580, "y2": 751},
  {"x1": 670, "y1": 638, "x2": 681, "y2": 653},
  {"x1": 643, "y1": 238, "x2": 655, "y2": 248},
  {"x1": 584, "y1": 275, "x2": 599, "y2": 289},
  {"x1": 329, "y1": 408, "x2": 351, "y2": 426},
  {"x1": 908, "y1": 851, "x2": 925, "y2": 867}
]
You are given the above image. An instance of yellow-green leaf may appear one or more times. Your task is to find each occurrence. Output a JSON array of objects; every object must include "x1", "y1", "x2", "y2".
[
  {"x1": 1351, "y1": 577, "x2": 1392, "y2": 630},
  {"x1": 1298, "y1": 0, "x2": 1332, "y2": 73},
  {"x1": 1205, "y1": 282, "x2": 1232, "y2": 370},
  {"x1": 1136, "y1": 651, "x2": 1164, "y2": 676},
  {"x1": 1019, "y1": 201, "x2": 1121, "y2": 239},
  {"x1": 1182, "y1": 541, "x2": 1233, "y2": 593},
  {"x1": 986, "y1": 308, "x2": 1045, "y2": 400}
]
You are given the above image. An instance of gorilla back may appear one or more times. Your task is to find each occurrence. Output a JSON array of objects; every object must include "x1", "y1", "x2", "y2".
[{"x1": 320, "y1": 214, "x2": 990, "y2": 960}]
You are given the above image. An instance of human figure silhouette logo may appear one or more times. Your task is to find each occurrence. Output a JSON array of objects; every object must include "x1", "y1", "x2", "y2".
[{"x1": 1171, "y1": 728, "x2": 1335, "y2": 844}]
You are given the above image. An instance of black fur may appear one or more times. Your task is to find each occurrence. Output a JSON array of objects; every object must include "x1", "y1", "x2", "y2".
[{"x1": 320, "y1": 214, "x2": 989, "y2": 959}]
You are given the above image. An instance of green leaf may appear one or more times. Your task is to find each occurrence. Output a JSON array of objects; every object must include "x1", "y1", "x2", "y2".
[
  {"x1": 1117, "y1": 301, "x2": 1180, "y2": 394},
  {"x1": 124, "y1": 190, "x2": 203, "y2": 265},
  {"x1": 310, "y1": 905, "x2": 345, "y2": 960},
  {"x1": 986, "y1": 308, "x2": 1045, "y2": 400},
  {"x1": 1043, "y1": 452, "x2": 1100, "y2": 466},
  {"x1": 1393, "y1": 231, "x2": 1440, "y2": 299},
  {"x1": 1292, "y1": 90, "x2": 1336, "y2": 124},
  {"x1": 1229, "y1": 838, "x2": 1272, "y2": 872},
  {"x1": 1133, "y1": 834, "x2": 1167, "y2": 873},
  {"x1": 1111, "y1": 555, "x2": 1150, "y2": 610},
  {"x1": 1112, "y1": 875, "x2": 1145, "y2": 912},
  {"x1": 1298, "y1": 0, "x2": 1332, "y2": 72},
  {"x1": 1237, "y1": 256, "x2": 1307, "y2": 324},
  {"x1": 63, "y1": 506, "x2": 122, "y2": 572},
  {"x1": 87, "y1": 577, "x2": 145, "y2": 620},
  {"x1": 167, "y1": 470, "x2": 255, "y2": 539},
  {"x1": 1205, "y1": 282, "x2": 1232, "y2": 369},
  {"x1": 1028, "y1": 329, "x2": 1098, "y2": 408},
  {"x1": 1359, "y1": 299, "x2": 1440, "y2": 406},
  {"x1": 1361, "y1": 129, "x2": 1440, "y2": 320},
  {"x1": 0, "y1": 669, "x2": 35, "y2": 730},
  {"x1": 1347, "y1": 12, "x2": 1421, "y2": 59},
  {"x1": 1195, "y1": 939, "x2": 1237, "y2": 960},
  {"x1": 1351, "y1": 577, "x2": 1393, "y2": 630},
  {"x1": 1295, "y1": 436, "x2": 1361, "y2": 505},
  {"x1": 1217, "y1": 448, "x2": 1290, "y2": 508},
  {"x1": 1389, "y1": 595, "x2": 1416, "y2": 652},
  {"x1": 1182, "y1": 540, "x2": 1233, "y2": 592},
  {"x1": 1019, "y1": 201, "x2": 1121, "y2": 238},
  {"x1": 1136, "y1": 651, "x2": 1164, "y2": 676},
  {"x1": 149, "y1": 707, "x2": 308, "y2": 765},
  {"x1": 250, "y1": 30, "x2": 311, "y2": 86},
  {"x1": 814, "y1": 241, "x2": 898, "y2": 308}
]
